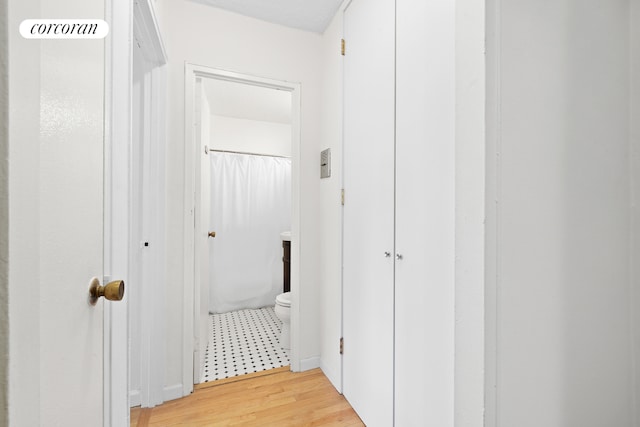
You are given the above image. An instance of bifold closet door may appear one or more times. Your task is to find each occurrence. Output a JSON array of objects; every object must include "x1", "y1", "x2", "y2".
[
  {"x1": 342, "y1": 0, "x2": 395, "y2": 425},
  {"x1": 394, "y1": 0, "x2": 455, "y2": 425}
]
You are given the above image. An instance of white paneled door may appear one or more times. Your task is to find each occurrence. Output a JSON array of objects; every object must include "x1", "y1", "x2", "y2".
[
  {"x1": 38, "y1": 0, "x2": 106, "y2": 424},
  {"x1": 394, "y1": 0, "x2": 455, "y2": 425},
  {"x1": 342, "y1": 0, "x2": 395, "y2": 425}
]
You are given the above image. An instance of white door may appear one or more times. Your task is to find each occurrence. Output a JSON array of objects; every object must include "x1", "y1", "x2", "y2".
[
  {"x1": 394, "y1": 0, "x2": 455, "y2": 425},
  {"x1": 37, "y1": 0, "x2": 110, "y2": 424},
  {"x1": 9, "y1": 0, "x2": 139, "y2": 424},
  {"x1": 342, "y1": 0, "x2": 395, "y2": 425},
  {"x1": 194, "y1": 79, "x2": 212, "y2": 384}
]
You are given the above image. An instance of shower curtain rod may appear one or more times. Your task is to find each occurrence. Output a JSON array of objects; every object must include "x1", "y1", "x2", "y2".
[{"x1": 207, "y1": 148, "x2": 291, "y2": 159}]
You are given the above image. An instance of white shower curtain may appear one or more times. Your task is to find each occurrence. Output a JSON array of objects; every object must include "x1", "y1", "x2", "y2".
[{"x1": 209, "y1": 152, "x2": 291, "y2": 314}]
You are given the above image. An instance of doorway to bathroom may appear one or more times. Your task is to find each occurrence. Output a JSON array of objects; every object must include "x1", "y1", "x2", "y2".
[
  {"x1": 203, "y1": 144, "x2": 292, "y2": 382},
  {"x1": 184, "y1": 65, "x2": 301, "y2": 388}
]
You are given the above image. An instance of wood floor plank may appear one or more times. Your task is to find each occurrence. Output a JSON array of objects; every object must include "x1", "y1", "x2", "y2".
[
  {"x1": 131, "y1": 368, "x2": 364, "y2": 426},
  {"x1": 194, "y1": 366, "x2": 291, "y2": 390},
  {"x1": 130, "y1": 407, "x2": 152, "y2": 427}
]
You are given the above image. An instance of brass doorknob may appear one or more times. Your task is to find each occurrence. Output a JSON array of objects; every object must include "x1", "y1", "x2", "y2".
[
  {"x1": 89, "y1": 277, "x2": 125, "y2": 305},
  {"x1": 208, "y1": 231, "x2": 216, "y2": 238}
]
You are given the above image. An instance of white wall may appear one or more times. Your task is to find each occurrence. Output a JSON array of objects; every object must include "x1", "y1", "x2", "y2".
[
  {"x1": 318, "y1": 2, "x2": 346, "y2": 392},
  {"x1": 632, "y1": 0, "x2": 640, "y2": 418},
  {"x1": 454, "y1": 0, "x2": 485, "y2": 426},
  {"x1": 210, "y1": 115, "x2": 291, "y2": 158},
  {"x1": 157, "y1": 0, "x2": 323, "y2": 390},
  {"x1": 0, "y1": 0, "x2": 8, "y2": 423},
  {"x1": 0, "y1": 0, "x2": 9, "y2": 425},
  {"x1": 487, "y1": 1, "x2": 636, "y2": 425}
]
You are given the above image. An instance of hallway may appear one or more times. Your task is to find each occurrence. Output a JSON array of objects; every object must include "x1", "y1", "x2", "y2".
[{"x1": 131, "y1": 368, "x2": 363, "y2": 426}]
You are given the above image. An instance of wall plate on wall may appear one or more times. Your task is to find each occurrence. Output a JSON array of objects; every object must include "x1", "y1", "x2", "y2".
[{"x1": 321, "y1": 148, "x2": 331, "y2": 179}]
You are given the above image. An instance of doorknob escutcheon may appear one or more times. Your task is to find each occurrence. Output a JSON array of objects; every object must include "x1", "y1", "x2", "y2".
[{"x1": 89, "y1": 277, "x2": 125, "y2": 305}]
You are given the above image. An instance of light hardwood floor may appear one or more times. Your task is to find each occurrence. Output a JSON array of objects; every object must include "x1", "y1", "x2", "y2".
[{"x1": 131, "y1": 368, "x2": 364, "y2": 426}]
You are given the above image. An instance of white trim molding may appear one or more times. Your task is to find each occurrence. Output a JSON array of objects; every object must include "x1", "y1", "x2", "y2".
[
  {"x1": 163, "y1": 384, "x2": 185, "y2": 403},
  {"x1": 133, "y1": 0, "x2": 167, "y2": 65},
  {"x1": 105, "y1": 0, "x2": 167, "y2": 424},
  {"x1": 129, "y1": 390, "x2": 141, "y2": 409},
  {"x1": 300, "y1": 356, "x2": 321, "y2": 372},
  {"x1": 104, "y1": 0, "x2": 133, "y2": 425}
]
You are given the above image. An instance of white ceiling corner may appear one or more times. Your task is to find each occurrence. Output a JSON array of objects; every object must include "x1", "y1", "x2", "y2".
[{"x1": 189, "y1": 0, "x2": 344, "y2": 33}]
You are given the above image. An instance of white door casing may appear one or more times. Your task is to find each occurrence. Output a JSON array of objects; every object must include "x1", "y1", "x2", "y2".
[
  {"x1": 104, "y1": 0, "x2": 132, "y2": 423},
  {"x1": 193, "y1": 78, "x2": 211, "y2": 384},
  {"x1": 342, "y1": 0, "x2": 395, "y2": 425}
]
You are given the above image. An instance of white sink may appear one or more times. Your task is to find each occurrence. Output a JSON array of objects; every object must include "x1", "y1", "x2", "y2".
[{"x1": 280, "y1": 231, "x2": 291, "y2": 241}]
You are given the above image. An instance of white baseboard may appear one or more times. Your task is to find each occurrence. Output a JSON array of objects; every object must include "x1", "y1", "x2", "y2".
[
  {"x1": 163, "y1": 384, "x2": 184, "y2": 402},
  {"x1": 130, "y1": 385, "x2": 184, "y2": 408},
  {"x1": 299, "y1": 356, "x2": 320, "y2": 372},
  {"x1": 129, "y1": 390, "x2": 141, "y2": 408},
  {"x1": 320, "y1": 360, "x2": 341, "y2": 393}
]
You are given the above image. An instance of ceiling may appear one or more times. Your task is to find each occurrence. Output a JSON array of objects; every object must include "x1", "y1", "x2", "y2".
[
  {"x1": 203, "y1": 79, "x2": 292, "y2": 124},
  {"x1": 190, "y1": 0, "x2": 344, "y2": 33}
]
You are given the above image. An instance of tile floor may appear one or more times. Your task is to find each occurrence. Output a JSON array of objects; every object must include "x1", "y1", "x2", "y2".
[{"x1": 200, "y1": 306, "x2": 290, "y2": 383}]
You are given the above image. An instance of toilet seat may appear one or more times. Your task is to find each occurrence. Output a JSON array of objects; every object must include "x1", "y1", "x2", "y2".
[{"x1": 276, "y1": 291, "x2": 291, "y2": 308}]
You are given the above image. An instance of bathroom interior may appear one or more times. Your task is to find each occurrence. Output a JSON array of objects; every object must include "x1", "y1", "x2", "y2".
[{"x1": 198, "y1": 77, "x2": 294, "y2": 383}]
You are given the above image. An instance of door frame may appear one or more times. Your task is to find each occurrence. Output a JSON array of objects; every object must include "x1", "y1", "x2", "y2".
[
  {"x1": 183, "y1": 64, "x2": 302, "y2": 394},
  {"x1": 130, "y1": 0, "x2": 168, "y2": 409},
  {"x1": 104, "y1": 0, "x2": 132, "y2": 423},
  {"x1": 105, "y1": 0, "x2": 166, "y2": 423}
]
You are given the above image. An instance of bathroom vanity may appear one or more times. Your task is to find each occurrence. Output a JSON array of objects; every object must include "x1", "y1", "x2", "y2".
[{"x1": 280, "y1": 231, "x2": 291, "y2": 293}]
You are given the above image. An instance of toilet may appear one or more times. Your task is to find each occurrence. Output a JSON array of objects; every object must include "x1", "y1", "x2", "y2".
[{"x1": 274, "y1": 291, "x2": 291, "y2": 350}]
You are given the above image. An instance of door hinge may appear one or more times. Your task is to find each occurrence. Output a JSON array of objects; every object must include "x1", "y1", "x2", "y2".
[
  {"x1": 341, "y1": 38, "x2": 345, "y2": 56},
  {"x1": 341, "y1": 189, "x2": 345, "y2": 206},
  {"x1": 340, "y1": 337, "x2": 344, "y2": 355}
]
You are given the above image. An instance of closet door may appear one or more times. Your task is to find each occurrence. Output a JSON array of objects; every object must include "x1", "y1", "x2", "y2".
[
  {"x1": 342, "y1": 0, "x2": 395, "y2": 425},
  {"x1": 394, "y1": 0, "x2": 455, "y2": 425}
]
